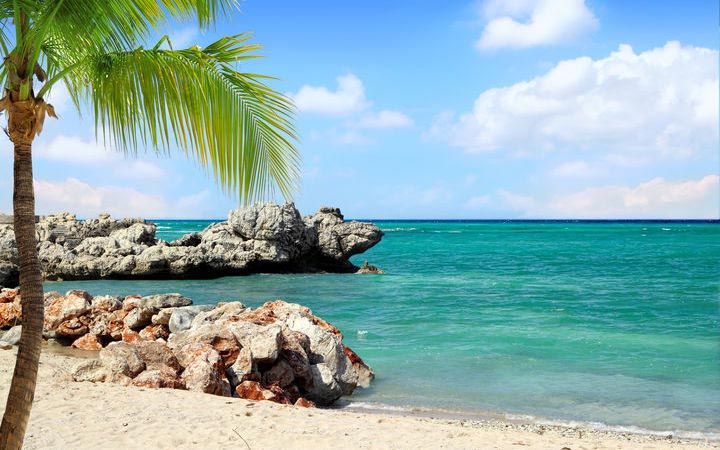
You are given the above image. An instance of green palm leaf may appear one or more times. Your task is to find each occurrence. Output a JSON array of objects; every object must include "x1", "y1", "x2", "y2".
[{"x1": 69, "y1": 34, "x2": 300, "y2": 200}]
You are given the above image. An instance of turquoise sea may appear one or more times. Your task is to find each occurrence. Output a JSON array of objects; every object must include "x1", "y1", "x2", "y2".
[{"x1": 46, "y1": 220, "x2": 720, "y2": 437}]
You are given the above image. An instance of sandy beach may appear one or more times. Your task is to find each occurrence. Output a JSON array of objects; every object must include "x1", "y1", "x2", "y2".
[{"x1": 0, "y1": 347, "x2": 716, "y2": 450}]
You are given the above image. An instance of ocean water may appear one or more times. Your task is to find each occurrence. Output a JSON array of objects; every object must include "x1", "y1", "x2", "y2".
[{"x1": 46, "y1": 220, "x2": 720, "y2": 437}]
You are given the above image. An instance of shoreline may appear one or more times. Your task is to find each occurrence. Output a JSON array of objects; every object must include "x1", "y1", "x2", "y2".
[
  {"x1": 1, "y1": 348, "x2": 717, "y2": 449},
  {"x1": 338, "y1": 400, "x2": 720, "y2": 442}
]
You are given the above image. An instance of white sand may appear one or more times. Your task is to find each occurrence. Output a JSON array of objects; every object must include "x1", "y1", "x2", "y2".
[{"x1": 0, "y1": 348, "x2": 717, "y2": 450}]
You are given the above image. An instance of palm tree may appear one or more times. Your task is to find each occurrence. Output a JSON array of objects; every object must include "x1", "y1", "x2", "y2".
[{"x1": 0, "y1": 2, "x2": 299, "y2": 448}]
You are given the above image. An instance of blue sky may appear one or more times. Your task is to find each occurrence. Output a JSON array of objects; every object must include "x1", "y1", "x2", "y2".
[{"x1": 0, "y1": 0, "x2": 717, "y2": 219}]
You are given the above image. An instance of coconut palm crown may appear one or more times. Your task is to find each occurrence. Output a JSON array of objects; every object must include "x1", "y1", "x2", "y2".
[{"x1": 0, "y1": 1, "x2": 299, "y2": 448}]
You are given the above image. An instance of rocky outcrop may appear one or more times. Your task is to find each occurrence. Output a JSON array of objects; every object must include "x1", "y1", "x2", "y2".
[
  {"x1": 0, "y1": 203, "x2": 383, "y2": 288},
  {"x1": 0, "y1": 289, "x2": 373, "y2": 406}
]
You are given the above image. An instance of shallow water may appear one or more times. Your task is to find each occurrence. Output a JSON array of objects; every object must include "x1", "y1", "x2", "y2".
[{"x1": 47, "y1": 220, "x2": 720, "y2": 435}]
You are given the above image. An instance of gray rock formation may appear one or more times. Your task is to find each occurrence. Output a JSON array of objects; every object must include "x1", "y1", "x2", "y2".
[{"x1": 0, "y1": 203, "x2": 383, "y2": 287}]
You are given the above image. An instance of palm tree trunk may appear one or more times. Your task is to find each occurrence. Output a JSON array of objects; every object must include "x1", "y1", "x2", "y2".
[{"x1": 0, "y1": 140, "x2": 44, "y2": 450}]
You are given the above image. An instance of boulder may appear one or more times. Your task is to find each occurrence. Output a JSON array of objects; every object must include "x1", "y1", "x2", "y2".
[
  {"x1": 0, "y1": 300, "x2": 21, "y2": 329},
  {"x1": 72, "y1": 359, "x2": 108, "y2": 383},
  {"x1": 0, "y1": 325, "x2": 22, "y2": 345},
  {"x1": 167, "y1": 323, "x2": 240, "y2": 366},
  {"x1": 123, "y1": 305, "x2": 156, "y2": 330},
  {"x1": 135, "y1": 341, "x2": 180, "y2": 371},
  {"x1": 178, "y1": 343, "x2": 231, "y2": 396},
  {"x1": 234, "y1": 381, "x2": 291, "y2": 404},
  {"x1": 99, "y1": 341, "x2": 145, "y2": 378},
  {"x1": 168, "y1": 305, "x2": 215, "y2": 333},
  {"x1": 225, "y1": 347, "x2": 255, "y2": 388},
  {"x1": 132, "y1": 367, "x2": 185, "y2": 389},
  {"x1": 44, "y1": 290, "x2": 92, "y2": 334},
  {"x1": 71, "y1": 333, "x2": 102, "y2": 350},
  {"x1": 91, "y1": 295, "x2": 122, "y2": 312},
  {"x1": 228, "y1": 322, "x2": 281, "y2": 364}
]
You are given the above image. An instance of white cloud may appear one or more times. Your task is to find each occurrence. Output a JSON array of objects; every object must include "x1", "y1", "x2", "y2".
[
  {"x1": 549, "y1": 160, "x2": 596, "y2": 178},
  {"x1": 36, "y1": 134, "x2": 116, "y2": 163},
  {"x1": 547, "y1": 175, "x2": 719, "y2": 219},
  {"x1": 44, "y1": 82, "x2": 71, "y2": 116},
  {"x1": 289, "y1": 74, "x2": 370, "y2": 115},
  {"x1": 464, "y1": 194, "x2": 491, "y2": 208},
  {"x1": 35, "y1": 134, "x2": 166, "y2": 180},
  {"x1": 123, "y1": 161, "x2": 167, "y2": 180},
  {"x1": 357, "y1": 110, "x2": 414, "y2": 129},
  {"x1": 34, "y1": 178, "x2": 168, "y2": 218},
  {"x1": 477, "y1": 0, "x2": 598, "y2": 50},
  {"x1": 461, "y1": 174, "x2": 719, "y2": 218},
  {"x1": 433, "y1": 42, "x2": 719, "y2": 160}
]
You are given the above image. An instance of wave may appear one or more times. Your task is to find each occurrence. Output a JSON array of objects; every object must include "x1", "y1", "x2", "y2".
[
  {"x1": 339, "y1": 401, "x2": 720, "y2": 440},
  {"x1": 510, "y1": 414, "x2": 720, "y2": 441}
]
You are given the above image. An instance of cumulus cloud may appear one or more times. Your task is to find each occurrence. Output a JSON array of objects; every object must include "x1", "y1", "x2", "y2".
[
  {"x1": 357, "y1": 110, "x2": 414, "y2": 129},
  {"x1": 546, "y1": 175, "x2": 719, "y2": 219},
  {"x1": 465, "y1": 175, "x2": 719, "y2": 218},
  {"x1": 34, "y1": 134, "x2": 166, "y2": 180},
  {"x1": 34, "y1": 178, "x2": 168, "y2": 218},
  {"x1": 289, "y1": 73, "x2": 369, "y2": 115},
  {"x1": 477, "y1": 0, "x2": 598, "y2": 50},
  {"x1": 432, "y1": 42, "x2": 719, "y2": 160}
]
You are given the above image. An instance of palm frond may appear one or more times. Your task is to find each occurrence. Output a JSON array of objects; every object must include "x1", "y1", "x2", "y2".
[{"x1": 66, "y1": 34, "x2": 299, "y2": 201}]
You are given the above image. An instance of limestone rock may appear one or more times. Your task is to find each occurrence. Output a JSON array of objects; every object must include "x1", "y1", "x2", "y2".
[
  {"x1": 179, "y1": 343, "x2": 231, "y2": 396},
  {"x1": 71, "y1": 333, "x2": 102, "y2": 350},
  {"x1": 72, "y1": 359, "x2": 108, "y2": 383},
  {"x1": 100, "y1": 341, "x2": 145, "y2": 378},
  {"x1": 0, "y1": 299, "x2": 21, "y2": 329},
  {"x1": 0, "y1": 203, "x2": 382, "y2": 284},
  {"x1": 225, "y1": 347, "x2": 255, "y2": 388},
  {"x1": 0, "y1": 325, "x2": 22, "y2": 345},
  {"x1": 135, "y1": 340, "x2": 180, "y2": 371},
  {"x1": 44, "y1": 290, "x2": 92, "y2": 336},
  {"x1": 132, "y1": 367, "x2": 185, "y2": 389},
  {"x1": 169, "y1": 305, "x2": 215, "y2": 333}
]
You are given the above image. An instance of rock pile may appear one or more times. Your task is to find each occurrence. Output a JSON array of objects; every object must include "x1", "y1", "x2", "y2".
[
  {"x1": 0, "y1": 202, "x2": 384, "y2": 288},
  {"x1": 0, "y1": 288, "x2": 373, "y2": 406}
]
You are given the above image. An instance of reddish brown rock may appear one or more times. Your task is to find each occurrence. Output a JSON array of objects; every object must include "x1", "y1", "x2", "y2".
[
  {"x1": 91, "y1": 295, "x2": 122, "y2": 313},
  {"x1": 0, "y1": 288, "x2": 18, "y2": 304},
  {"x1": 106, "y1": 309, "x2": 128, "y2": 340},
  {"x1": 132, "y1": 366, "x2": 186, "y2": 389},
  {"x1": 138, "y1": 324, "x2": 170, "y2": 341},
  {"x1": 294, "y1": 397, "x2": 316, "y2": 408},
  {"x1": 237, "y1": 304, "x2": 278, "y2": 325},
  {"x1": 167, "y1": 324, "x2": 240, "y2": 366},
  {"x1": 121, "y1": 326, "x2": 143, "y2": 344},
  {"x1": 43, "y1": 291, "x2": 62, "y2": 307},
  {"x1": 135, "y1": 341, "x2": 180, "y2": 371},
  {"x1": 234, "y1": 380, "x2": 292, "y2": 405},
  {"x1": 0, "y1": 302, "x2": 21, "y2": 328},
  {"x1": 56, "y1": 315, "x2": 90, "y2": 337},
  {"x1": 44, "y1": 290, "x2": 92, "y2": 334},
  {"x1": 178, "y1": 343, "x2": 231, "y2": 396},
  {"x1": 122, "y1": 295, "x2": 143, "y2": 311},
  {"x1": 71, "y1": 333, "x2": 102, "y2": 350}
]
